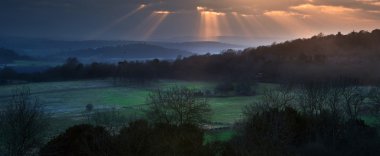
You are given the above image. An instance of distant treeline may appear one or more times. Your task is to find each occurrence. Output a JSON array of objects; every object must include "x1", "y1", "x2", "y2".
[{"x1": 2, "y1": 29, "x2": 380, "y2": 84}]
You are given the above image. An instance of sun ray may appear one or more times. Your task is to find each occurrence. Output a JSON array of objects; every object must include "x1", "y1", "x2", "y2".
[
  {"x1": 242, "y1": 15, "x2": 273, "y2": 38},
  {"x1": 264, "y1": 11, "x2": 314, "y2": 37},
  {"x1": 198, "y1": 6, "x2": 226, "y2": 41},
  {"x1": 230, "y1": 12, "x2": 253, "y2": 37},
  {"x1": 87, "y1": 4, "x2": 147, "y2": 39},
  {"x1": 142, "y1": 11, "x2": 171, "y2": 40}
]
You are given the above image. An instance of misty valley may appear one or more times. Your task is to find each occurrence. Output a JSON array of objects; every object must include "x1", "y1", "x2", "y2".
[
  {"x1": 1, "y1": 0, "x2": 380, "y2": 155},
  {"x1": 1, "y1": 30, "x2": 380, "y2": 156}
]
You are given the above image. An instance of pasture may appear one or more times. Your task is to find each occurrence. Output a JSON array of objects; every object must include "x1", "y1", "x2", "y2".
[
  {"x1": 1, "y1": 80, "x2": 377, "y2": 142},
  {"x1": 0, "y1": 80, "x2": 270, "y2": 135}
]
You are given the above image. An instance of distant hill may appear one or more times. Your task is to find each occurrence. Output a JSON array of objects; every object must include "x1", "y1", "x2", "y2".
[
  {"x1": 0, "y1": 48, "x2": 31, "y2": 64},
  {"x1": 56, "y1": 43, "x2": 193, "y2": 62},
  {"x1": 151, "y1": 41, "x2": 245, "y2": 54},
  {"x1": 0, "y1": 37, "x2": 244, "y2": 56},
  {"x1": 0, "y1": 37, "x2": 136, "y2": 56}
]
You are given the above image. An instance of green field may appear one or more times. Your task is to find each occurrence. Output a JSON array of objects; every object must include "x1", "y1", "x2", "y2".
[
  {"x1": 1, "y1": 79, "x2": 379, "y2": 142},
  {"x1": 204, "y1": 129, "x2": 237, "y2": 144},
  {"x1": 0, "y1": 80, "x2": 271, "y2": 134}
]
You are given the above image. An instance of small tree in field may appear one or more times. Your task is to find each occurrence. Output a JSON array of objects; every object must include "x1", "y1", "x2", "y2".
[
  {"x1": 146, "y1": 86, "x2": 212, "y2": 126},
  {"x1": 0, "y1": 87, "x2": 50, "y2": 156}
]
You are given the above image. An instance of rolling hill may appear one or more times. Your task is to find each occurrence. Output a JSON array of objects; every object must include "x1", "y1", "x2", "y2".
[
  {"x1": 0, "y1": 48, "x2": 31, "y2": 64},
  {"x1": 56, "y1": 43, "x2": 193, "y2": 62}
]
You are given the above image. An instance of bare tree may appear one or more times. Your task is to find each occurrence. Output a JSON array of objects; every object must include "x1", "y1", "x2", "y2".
[
  {"x1": 341, "y1": 86, "x2": 365, "y2": 120},
  {"x1": 325, "y1": 86, "x2": 345, "y2": 120},
  {"x1": 246, "y1": 85, "x2": 295, "y2": 114},
  {"x1": 0, "y1": 87, "x2": 50, "y2": 156},
  {"x1": 368, "y1": 86, "x2": 380, "y2": 115},
  {"x1": 297, "y1": 82, "x2": 330, "y2": 116},
  {"x1": 146, "y1": 86, "x2": 212, "y2": 126},
  {"x1": 296, "y1": 80, "x2": 365, "y2": 120}
]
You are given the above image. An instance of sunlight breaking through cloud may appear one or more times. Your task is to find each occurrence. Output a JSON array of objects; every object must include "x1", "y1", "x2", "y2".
[
  {"x1": 198, "y1": 6, "x2": 227, "y2": 40},
  {"x1": 3, "y1": 0, "x2": 380, "y2": 41},
  {"x1": 87, "y1": 4, "x2": 148, "y2": 39},
  {"x1": 142, "y1": 11, "x2": 171, "y2": 39}
]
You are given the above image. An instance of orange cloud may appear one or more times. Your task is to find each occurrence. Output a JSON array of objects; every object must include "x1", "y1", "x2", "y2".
[
  {"x1": 197, "y1": 6, "x2": 207, "y2": 11},
  {"x1": 290, "y1": 4, "x2": 360, "y2": 14},
  {"x1": 153, "y1": 10, "x2": 174, "y2": 14},
  {"x1": 264, "y1": 10, "x2": 310, "y2": 19},
  {"x1": 197, "y1": 6, "x2": 226, "y2": 16},
  {"x1": 356, "y1": 0, "x2": 380, "y2": 6}
]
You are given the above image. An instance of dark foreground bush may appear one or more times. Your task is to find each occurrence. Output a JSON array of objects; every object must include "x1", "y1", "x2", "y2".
[
  {"x1": 40, "y1": 111, "x2": 380, "y2": 156},
  {"x1": 224, "y1": 107, "x2": 380, "y2": 156},
  {"x1": 114, "y1": 120, "x2": 212, "y2": 156},
  {"x1": 39, "y1": 125, "x2": 114, "y2": 156},
  {"x1": 40, "y1": 120, "x2": 213, "y2": 156}
]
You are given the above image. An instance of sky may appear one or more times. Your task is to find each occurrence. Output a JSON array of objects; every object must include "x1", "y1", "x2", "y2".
[{"x1": 1, "y1": 0, "x2": 380, "y2": 43}]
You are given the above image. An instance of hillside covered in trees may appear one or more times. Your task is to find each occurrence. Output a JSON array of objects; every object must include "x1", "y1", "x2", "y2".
[
  {"x1": 174, "y1": 29, "x2": 380, "y2": 83},
  {"x1": 2, "y1": 29, "x2": 380, "y2": 84}
]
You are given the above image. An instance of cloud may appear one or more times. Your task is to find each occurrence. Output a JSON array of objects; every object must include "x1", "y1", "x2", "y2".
[
  {"x1": 153, "y1": 11, "x2": 174, "y2": 14},
  {"x1": 264, "y1": 11, "x2": 310, "y2": 19},
  {"x1": 0, "y1": 0, "x2": 379, "y2": 40},
  {"x1": 290, "y1": 3, "x2": 360, "y2": 14},
  {"x1": 356, "y1": 0, "x2": 380, "y2": 6}
]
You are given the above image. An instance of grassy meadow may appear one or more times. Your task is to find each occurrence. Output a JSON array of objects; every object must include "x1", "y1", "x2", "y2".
[
  {"x1": 1, "y1": 79, "x2": 378, "y2": 142},
  {"x1": 0, "y1": 80, "x2": 276, "y2": 136}
]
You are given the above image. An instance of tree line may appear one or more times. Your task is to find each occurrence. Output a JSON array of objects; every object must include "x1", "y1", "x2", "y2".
[{"x1": 2, "y1": 29, "x2": 380, "y2": 85}]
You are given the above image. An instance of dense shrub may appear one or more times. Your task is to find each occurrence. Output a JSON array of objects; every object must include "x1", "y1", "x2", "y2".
[
  {"x1": 40, "y1": 121, "x2": 213, "y2": 156},
  {"x1": 115, "y1": 120, "x2": 212, "y2": 156},
  {"x1": 39, "y1": 125, "x2": 114, "y2": 156},
  {"x1": 225, "y1": 107, "x2": 380, "y2": 156}
]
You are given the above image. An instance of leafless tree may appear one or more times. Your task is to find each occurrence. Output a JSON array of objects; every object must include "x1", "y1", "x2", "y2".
[
  {"x1": 296, "y1": 82, "x2": 330, "y2": 116},
  {"x1": 146, "y1": 86, "x2": 212, "y2": 126},
  {"x1": 0, "y1": 87, "x2": 50, "y2": 156},
  {"x1": 246, "y1": 85, "x2": 295, "y2": 114},
  {"x1": 368, "y1": 86, "x2": 380, "y2": 115},
  {"x1": 296, "y1": 81, "x2": 365, "y2": 120},
  {"x1": 325, "y1": 86, "x2": 345, "y2": 120},
  {"x1": 340, "y1": 85, "x2": 366, "y2": 120}
]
